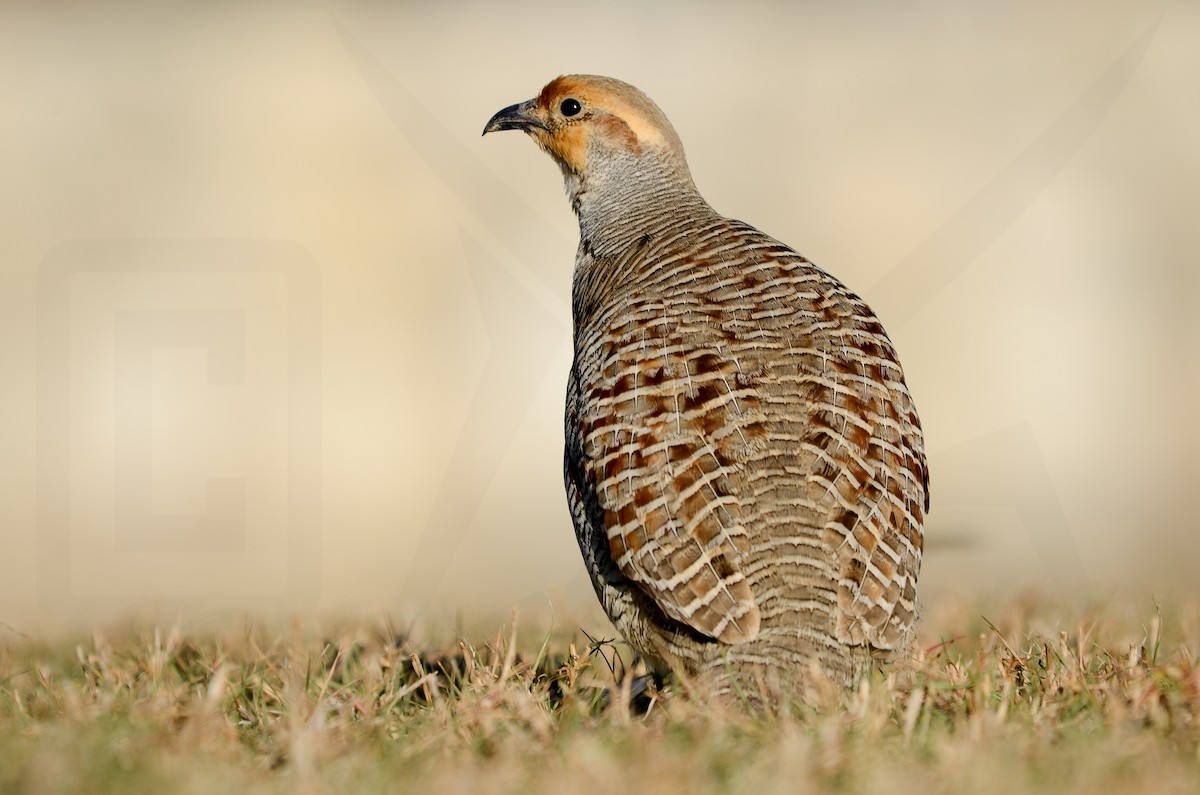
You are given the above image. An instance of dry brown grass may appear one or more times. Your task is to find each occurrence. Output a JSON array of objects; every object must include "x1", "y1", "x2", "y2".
[{"x1": 2, "y1": 597, "x2": 1198, "y2": 794}]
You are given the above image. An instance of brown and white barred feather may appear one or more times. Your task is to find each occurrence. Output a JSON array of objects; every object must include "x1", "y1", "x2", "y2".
[{"x1": 566, "y1": 215, "x2": 927, "y2": 682}]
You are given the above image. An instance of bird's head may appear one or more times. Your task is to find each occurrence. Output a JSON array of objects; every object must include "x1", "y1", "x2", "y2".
[{"x1": 483, "y1": 75, "x2": 689, "y2": 184}]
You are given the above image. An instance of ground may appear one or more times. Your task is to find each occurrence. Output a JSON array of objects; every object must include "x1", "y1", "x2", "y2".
[{"x1": 1, "y1": 597, "x2": 1198, "y2": 794}]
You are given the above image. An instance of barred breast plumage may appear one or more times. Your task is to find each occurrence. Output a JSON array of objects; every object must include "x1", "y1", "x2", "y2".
[{"x1": 485, "y1": 75, "x2": 928, "y2": 701}]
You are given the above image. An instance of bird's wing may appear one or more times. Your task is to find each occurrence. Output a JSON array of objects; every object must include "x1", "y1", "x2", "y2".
[{"x1": 571, "y1": 300, "x2": 765, "y2": 644}]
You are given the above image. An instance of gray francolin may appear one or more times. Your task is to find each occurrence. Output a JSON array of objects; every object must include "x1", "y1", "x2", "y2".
[{"x1": 484, "y1": 75, "x2": 928, "y2": 703}]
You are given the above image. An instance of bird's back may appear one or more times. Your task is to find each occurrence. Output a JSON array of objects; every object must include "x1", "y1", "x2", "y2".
[{"x1": 565, "y1": 209, "x2": 928, "y2": 699}]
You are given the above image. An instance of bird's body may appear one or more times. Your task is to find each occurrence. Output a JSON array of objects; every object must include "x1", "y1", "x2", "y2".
[{"x1": 485, "y1": 76, "x2": 928, "y2": 701}]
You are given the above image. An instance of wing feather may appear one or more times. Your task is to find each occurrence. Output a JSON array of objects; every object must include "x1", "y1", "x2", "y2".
[{"x1": 574, "y1": 304, "x2": 765, "y2": 644}]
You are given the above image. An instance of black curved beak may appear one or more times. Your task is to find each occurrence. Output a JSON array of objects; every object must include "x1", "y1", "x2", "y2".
[{"x1": 482, "y1": 99, "x2": 547, "y2": 136}]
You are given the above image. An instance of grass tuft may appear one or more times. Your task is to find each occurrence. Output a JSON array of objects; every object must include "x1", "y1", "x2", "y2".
[{"x1": 1, "y1": 598, "x2": 1198, "y2": 794}]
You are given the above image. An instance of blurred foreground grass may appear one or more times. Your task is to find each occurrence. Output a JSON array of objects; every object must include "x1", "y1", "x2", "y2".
[{"x1": 1, "y1": 598, "x2": 1198, "y2": 794}]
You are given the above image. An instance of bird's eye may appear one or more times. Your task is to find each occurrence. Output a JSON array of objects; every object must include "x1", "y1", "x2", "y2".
[{"x1": 560, "y1": 98, "x2": 582, "y2": 117}]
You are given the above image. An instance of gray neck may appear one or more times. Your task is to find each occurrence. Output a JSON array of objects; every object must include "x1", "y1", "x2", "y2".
[{"x1": 567, "y1": 146, "x2": 714, "y2": 258}]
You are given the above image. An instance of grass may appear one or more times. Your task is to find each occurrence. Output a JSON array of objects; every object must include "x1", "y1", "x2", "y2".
[{"x1": 1, "y1": 597, "x2": 1198, "y2": 794}]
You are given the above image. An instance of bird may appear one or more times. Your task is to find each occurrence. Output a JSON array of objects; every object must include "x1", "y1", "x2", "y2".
[{"x1": 483, "y1": 75, "x2": 928, "y2": 703}]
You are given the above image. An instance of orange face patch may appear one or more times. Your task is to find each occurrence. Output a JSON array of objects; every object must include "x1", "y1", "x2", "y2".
[
  {"x1": 536, "y1": 75, "x2": 583, "y2": 110},
  {"x1": 531, "y1": 75, "x2": 660, "y2": 173},
  {"x1": 540, "y1": 121, "x2": 591, "y2": 175}
]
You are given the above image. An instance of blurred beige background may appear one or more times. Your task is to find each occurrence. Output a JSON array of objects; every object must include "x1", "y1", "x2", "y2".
[{"x1": 1, "y1": 0, "x2": 1196, "y2": 632}]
